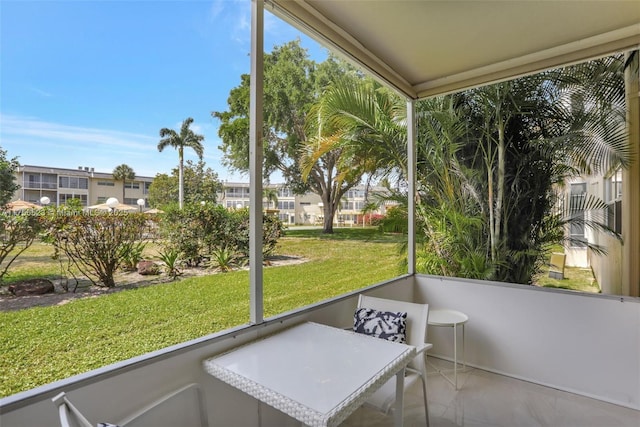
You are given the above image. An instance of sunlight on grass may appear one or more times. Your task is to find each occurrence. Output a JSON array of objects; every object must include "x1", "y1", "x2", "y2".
[
  {"x1": 0, "y1": 230, "x2": 604, "y2": 398},
  {"x1": 535, "y1": 265, "x2": 600, "y2": 293},
  {"x1": 0, "y1": 231, "x2": 404, "y2": 397},
  {"x1": 534, "y1": 248, "x2": 600, "y2": 293}
]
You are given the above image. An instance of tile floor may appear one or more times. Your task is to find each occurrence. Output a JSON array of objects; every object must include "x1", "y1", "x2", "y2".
[{"x1": 343, "y1": 357, "x2": 640, "y2": 427}]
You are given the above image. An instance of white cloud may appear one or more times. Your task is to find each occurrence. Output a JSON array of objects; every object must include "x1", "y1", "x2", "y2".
[
  {"x1": 28, "y1": 86, "x2": 53, "y2": 97},
  {"x1": 0, "y1": 114, "x2": 165, "y2": 176},
  {"x1": 0, "y1": 114, "x2": 229, "y2": 179},
  {"x1": 0, "y1": 114, "x2": 155, "y2": 151},
  {"x1": 208, "y1": 0, "x2": 224, "y2": 21}
]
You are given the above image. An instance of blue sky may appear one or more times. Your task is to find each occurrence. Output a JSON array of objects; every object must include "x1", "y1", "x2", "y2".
[{"x1": 0, "y1": 0, "x2": 328, "y2": 180}]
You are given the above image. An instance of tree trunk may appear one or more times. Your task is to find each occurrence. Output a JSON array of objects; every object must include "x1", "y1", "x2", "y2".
[
  {"x1": 487, "y1": 164, "x2": 496, "y2": 262},
  {"x1": 178, "y1": 148, "x2": 184, "y2": 209},
  {"x1": 323, "y1": 206, "x2": 334, "y2": 233},
  {"x1": 496, "y1": 113, "x2": 506, "y2": 250}
]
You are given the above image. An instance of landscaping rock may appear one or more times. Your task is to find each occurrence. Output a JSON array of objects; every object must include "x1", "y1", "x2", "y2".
[
  {"x1": 137, "y1": 260, "x2": 160, "y2": 276},
  {"x1": 8, "y1": 279, "x2": 55, "y2": 296}
]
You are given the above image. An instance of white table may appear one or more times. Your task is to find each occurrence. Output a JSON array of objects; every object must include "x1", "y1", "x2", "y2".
[
  {"x1": 203, "y1": 322, "x2": 416, "y2": 427},
  {"x1": 428, "y1": 309, "x2": 468, "y2": 390}
]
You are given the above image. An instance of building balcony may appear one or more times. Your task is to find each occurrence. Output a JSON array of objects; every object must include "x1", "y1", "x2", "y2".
[{"x1": 22, "y1": 182, "x2": 58, "y2": 190}]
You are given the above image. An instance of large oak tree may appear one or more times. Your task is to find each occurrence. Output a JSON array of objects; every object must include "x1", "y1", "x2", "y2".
[{"x1": 212, "y1": 40, "x2": 367, "y2": 232}]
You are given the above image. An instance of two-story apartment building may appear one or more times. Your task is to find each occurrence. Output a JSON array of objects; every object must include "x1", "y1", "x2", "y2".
[
  {"x1": 218, "y1": 182, "x2": 391, "y2": 226},
  {"x1": 13, "y1": 164, "x2": 389, "y2": 225},
  {"x1": 13, "y1": 165, "x2": 153, "y2": 208}
]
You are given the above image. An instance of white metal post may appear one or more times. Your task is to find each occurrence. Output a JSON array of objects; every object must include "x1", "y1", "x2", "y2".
[
  {"x1": 623, "y1": 50, "x2": 639, "y2": 297},
  {"x1": 250, "y1": 0, "x2": 264, "y2": 324},
  {"x1": 394, "y1": 367, "x2": 405, "y2": 427},
  {"x1": 407, "y1": 99, "x2": 417, "y2": 275}
]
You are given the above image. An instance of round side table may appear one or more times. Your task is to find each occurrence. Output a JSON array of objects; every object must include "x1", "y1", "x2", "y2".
[{"x1": 428, "y1": 309, "x2": 469, "y2": 389}]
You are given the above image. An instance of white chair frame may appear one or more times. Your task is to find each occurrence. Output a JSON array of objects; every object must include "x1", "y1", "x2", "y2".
[
  {"x1": 52, "y1": 383, "x2": 208, "y2": 427},
  {"x1": 356, "y1": 294, "x2": 432, "y2": 427}
]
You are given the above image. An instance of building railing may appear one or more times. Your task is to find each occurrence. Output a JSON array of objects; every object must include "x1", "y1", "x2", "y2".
[{"x1": 23, "y1": 182, "x2": 58, "y2": 190}]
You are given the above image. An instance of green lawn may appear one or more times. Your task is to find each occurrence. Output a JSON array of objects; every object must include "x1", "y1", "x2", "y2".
[
  {"x1": 0, "y1": 228, "x2": 599, "y2": 397},
  {"x1": 0, "y1": 227, "x2": 405, "y2": 397},
  {"x1": 533, "y1": 247, "x2": 600, "y2": 293},
  {"x1": 535, "y1": 264, "x2": 600, "y2": 293}
]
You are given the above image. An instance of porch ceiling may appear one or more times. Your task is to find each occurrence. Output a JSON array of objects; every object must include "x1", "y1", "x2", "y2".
[{"x1": 267, "y1": 0, "x2": 640, "y2": 99}]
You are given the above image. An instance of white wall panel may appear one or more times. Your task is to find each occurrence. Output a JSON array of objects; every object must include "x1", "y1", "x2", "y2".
[{"x1": 415, "y1": 275, "x2": 640, "y2": 409}]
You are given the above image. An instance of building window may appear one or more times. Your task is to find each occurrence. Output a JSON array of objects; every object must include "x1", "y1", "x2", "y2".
[
  {"x1": 278, "y1": 213, "x2": 291, "y2": 223},
  {"x1": 347, "y1": 189, "x2": 364, "y2": 199},
  {"x1": 25, "y1": 174, "x2": 40, "y2": 188},
  {"x1": 605, "y1": 169, "x2": 622, "y2": 234},
  {"x1": 42, "y1": 174, "x2": 57, "y2": 189},
  {"x1": 277, "y1": 187, "x2": 293, "y2": 197},
  {"x1": 59, "y1": 194, "x2": 88, "y2": 206},
  {"x1": 607, "y1": 201, "x2": 622, "y2": 234},
  {"x1": 277, "y1": 201, "x2": 295, "y2": 210},
  {"x1": 569, "y1": 183, "x2": 587, "y2": 247},
  {"x1": 226, "y1": 187, "x2": 249, "y2": 197},
  {"x1": 59, "y1": 176, "x2": 88, "y2": 189},
  {"x1": 124, "y1": 182, "x2": 140, "y2": 189},
  {"x1": 124, "y1": 198, "x2": 142, "y2": 206},
  {"x1": 340, "y1": 201, "x2": 354, "y2": 210},
  {"x1": 97, "y1": 181, "x2": 115, "y2": 186},
  {"x1": 144, "y1": 182, "x2": 152, "y2": 194}
]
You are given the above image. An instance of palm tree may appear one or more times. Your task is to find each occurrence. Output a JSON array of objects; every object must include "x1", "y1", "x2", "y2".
[
  {"x1": 158, "y1": 117, "x2": 205, "y2": 209},
  {"x1": 112, "y1": 164, "x2": 135, "y2": 203},
  {"x1": 301, "y1": 75, "x2": 406, "y2": 233},
  {"x1": 263, "y1": 188, "x2": 278, "y2": 210}
]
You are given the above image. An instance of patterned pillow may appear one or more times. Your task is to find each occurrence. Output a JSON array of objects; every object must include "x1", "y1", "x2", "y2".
[{"x1": 353, "y1": 307, "x2": 407, "y2": 343}]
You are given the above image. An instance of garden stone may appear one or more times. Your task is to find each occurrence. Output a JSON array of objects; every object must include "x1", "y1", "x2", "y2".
[
  {"x1": 137, "y1": 260, "x2": 160, "y2": 275},
  {"x1": 9, "y1": 279, "x2": 55, "y2": 296}
]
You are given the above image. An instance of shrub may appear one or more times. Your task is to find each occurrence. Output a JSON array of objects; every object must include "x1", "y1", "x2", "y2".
[
  {"x1": 159, "y1": 204, "x2": 284, "y2": 265},
  {"x1": 121, "y1": 241, "x2": 147, "y2": 271},
  {"x1": 0, "y1": 211, "x2": 41, "y2": 282},
  {"x1": 378, "y1": 206, "x2": 408, "y2": 233},
  {"x1": 40, "y1": 210, "x2": 148, "y2": 287},
  {"x1": 157, "y1": 247, "x2": 181, "y2": 280},
  {"x1": 208, "y1": 247, "x2": 238, "y2": 272}
]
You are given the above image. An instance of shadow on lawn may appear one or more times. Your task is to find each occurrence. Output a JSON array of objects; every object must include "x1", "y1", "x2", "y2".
[{"x1": 284, "y1": 227, "x2": 403, "y2": 243}]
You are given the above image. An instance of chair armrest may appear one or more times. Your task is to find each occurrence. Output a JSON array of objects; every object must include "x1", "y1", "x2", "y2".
[
  {"x1": 415, "y1": 342, "x2": 433, "y2": 355},
  {"x1": 51, "y1": 392, "x2": 94, "y2": 427}
]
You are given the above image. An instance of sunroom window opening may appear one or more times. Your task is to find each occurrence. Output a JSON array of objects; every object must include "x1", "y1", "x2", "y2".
[
  {"x1": 411, "y1": 53, "x2": 631, "y2": 296},
  {"x1": 0, "y1": 0, "x2": 258, "y2": 397},
  {"x1": 212, "y1": 12, "x2": 410, "y2": 320}
]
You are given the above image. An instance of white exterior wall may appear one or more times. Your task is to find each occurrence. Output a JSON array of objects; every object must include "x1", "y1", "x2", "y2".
[
  {"x1": 591, "y1": 234, "x2": 624, "y2": 295},
  {"x1": 415, "y1": 275, "x2": 640, "y2": 409},
  {"x1": 295, "y1": 192, "x2": 322, "y2": 225},
  {"x1": 565, "y1": 247, "x2": 589, "y2": 268}
]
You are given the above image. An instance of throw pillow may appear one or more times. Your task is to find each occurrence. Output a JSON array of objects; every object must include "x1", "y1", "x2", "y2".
[{"x1": 353, "y1": 307, "x2": 407, "y2": 343}]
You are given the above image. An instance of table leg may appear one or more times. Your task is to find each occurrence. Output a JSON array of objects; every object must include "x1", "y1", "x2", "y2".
[
  {"x1": 462, "y1": 324, "x2": 466, "y2": 371},
  {"x1": 453, "y1": 323, "x2": 458, "y2": 390},
  {"x1": 395, "y1": 367, "x2": 405, "y2": 427}
]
